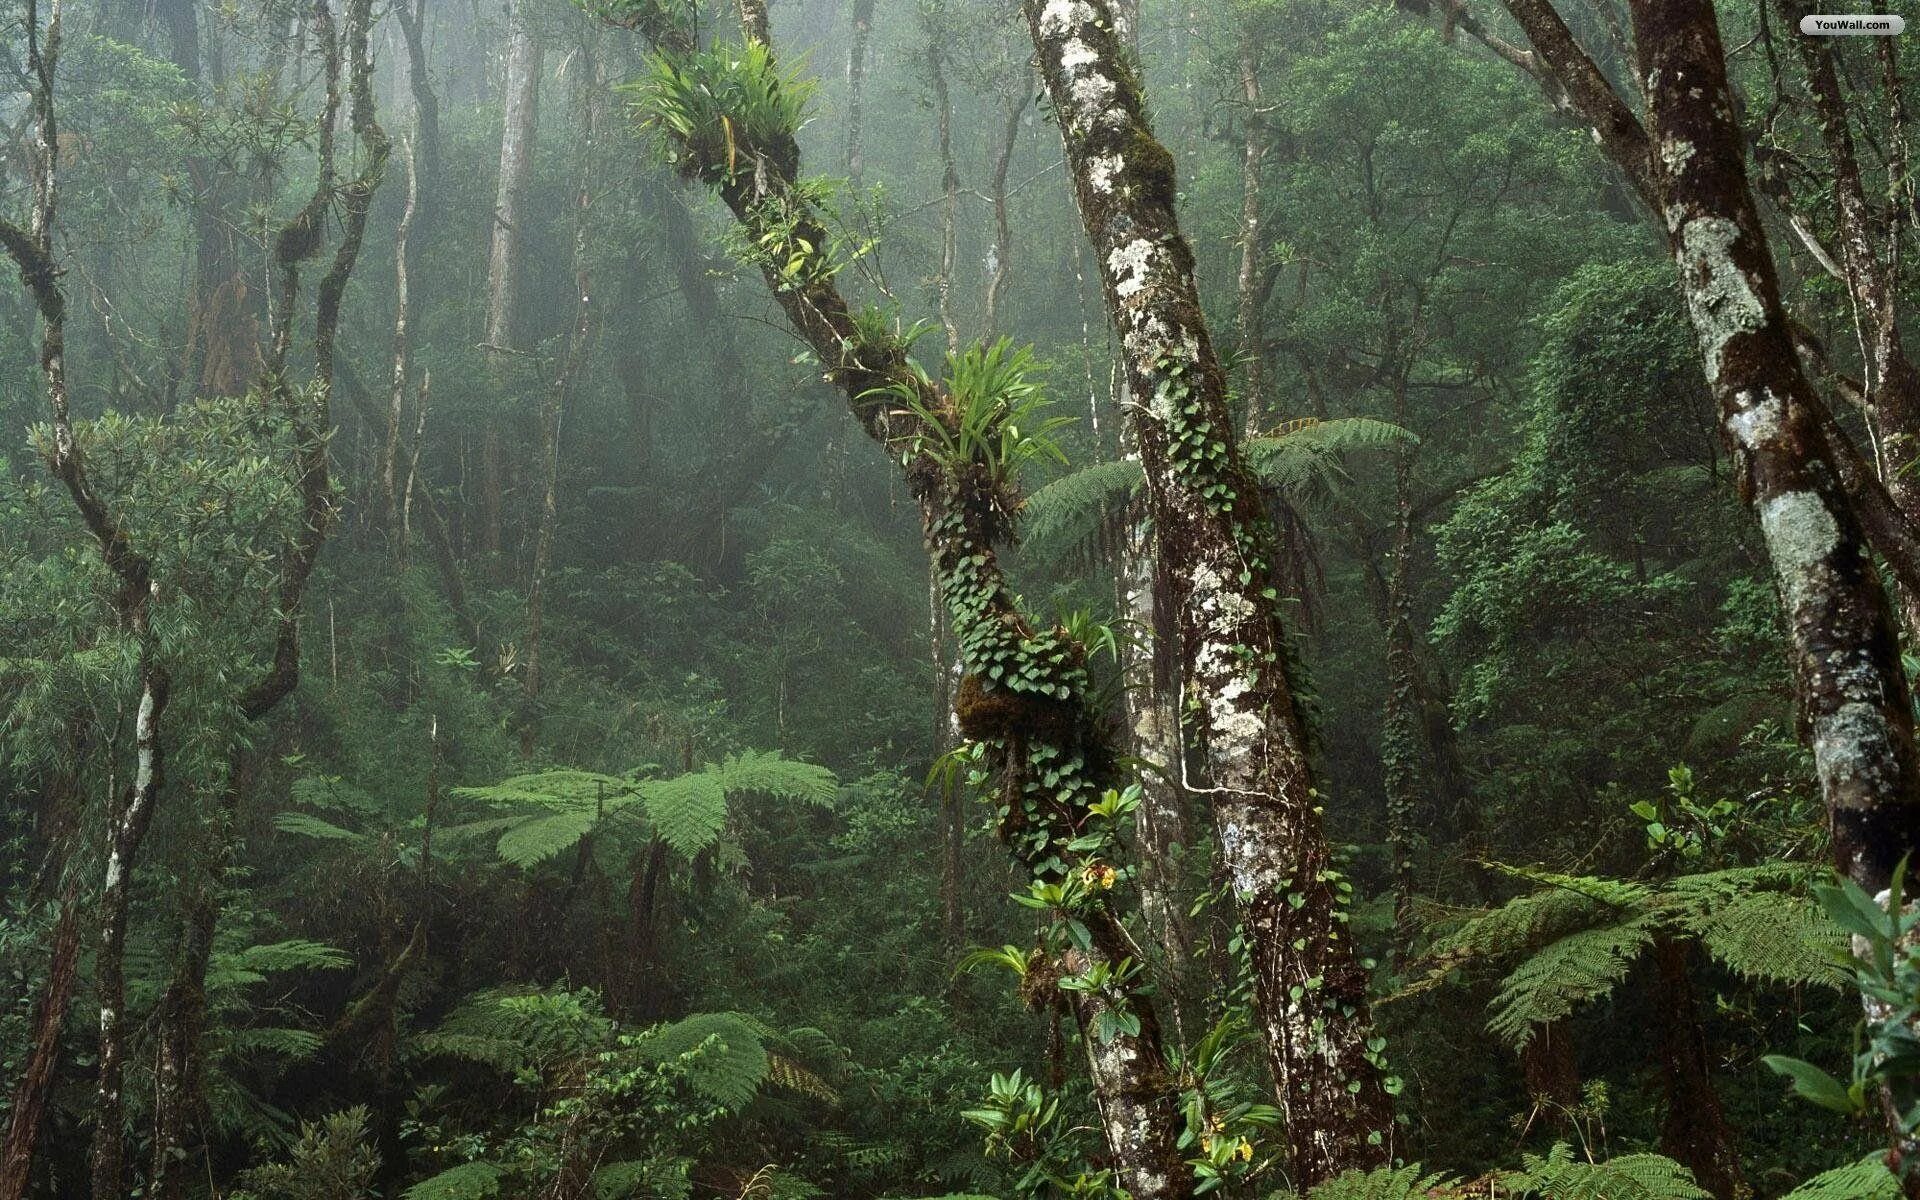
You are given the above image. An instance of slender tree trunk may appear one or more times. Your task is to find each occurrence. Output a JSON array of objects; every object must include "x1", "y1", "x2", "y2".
[
  {"x1": 983, "y1": 90, "x2": 1028, "y2": 337},
  {"x1": 1024, "y1": 0, "x2": 1393, "y2": 1181},
  {"x1": 1629, "y1": 0, "x2": 1920, "y2": 896},
  {"x1": 486, "y1": 0, "x2": 541, "y2": 355},
  {"x1": 1650, "y1": 937, "x2": 1746, "y2": 1200},
  {"x1": 0, "y1": 882, "x2": 80, "y2": 1200},
  {"x1": 927, "y1": 43, "x2": 960, "y2": 355},
  {"x1": 1235, "y1": 32, "x2": 1268, "y2": 437},
  {"x1": 523, "y1": 42, "x2": 600, "y2": 754},
  {"x1": 91, "y1": 665, "x2": 171, "y2": 1200},
  {"x1": 844, "y1": 0, "x2": 875, "y2": 182}
]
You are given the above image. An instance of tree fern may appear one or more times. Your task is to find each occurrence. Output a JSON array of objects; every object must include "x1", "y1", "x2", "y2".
[
  {"x1": 1488, "y1": 920, "x2": 1657, "y2": 1048},
  {"x1": 1508, "y1": 1144, "x2": 1709, "y2": 1199},
  {"x1": 715, "y1": 749, "x2": 839, "y2": 807},
  {"x1": 630, "y1": 1011, "x2": 771, "y2": 1109},
  {"x1": 1780, "y1": 1156, "x2": 1902, "y2": 1199},
  {"x1": 1018, "y1": 458, "x2": 1142, "y2": 568},
  {"x1": 402, "y1": 1162, "x2": 503, "y2": 1200},
  {"x1": 1294, "y1": 1163, "x2": 1461, "y2": 1199},
  {"x1": 1664, "y1": 866, "x2": 1848, "y2": 987},
  {"x1": 492, "y1": 806, "x2": 603, "y2": 868},
  {"x1": 271, "y1": 811, "x2": 368, "y2": 843},
  {"x1": 640, "y1": 771, "x2": 730, "y2": 858}
]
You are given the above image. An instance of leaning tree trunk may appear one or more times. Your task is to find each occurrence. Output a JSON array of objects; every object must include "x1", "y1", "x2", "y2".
[
  {"x1": 0, "y1": 883, "x2": 80, "y2": 1200},
  {"x1": 844, "y1": 0, "x2": 875, "y2": 182},
  {"x1": 1234, "y1": 30, "x2": 1269, "y2": 436},
  {"x1": 1628, "y1": 0, "x2": 1920, "y2": 897},
  {"x1": 613, "y1": 4, "x2": 1194, "y2": 1193},
  {"x1": 1023, "y1": 0, "x2": 1393, "y2": 1183}
]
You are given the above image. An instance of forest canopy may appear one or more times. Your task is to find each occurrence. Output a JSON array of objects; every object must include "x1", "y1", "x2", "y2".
[{"x1": 3, "y1": 0, "x2": 1920, "y2": 1198}]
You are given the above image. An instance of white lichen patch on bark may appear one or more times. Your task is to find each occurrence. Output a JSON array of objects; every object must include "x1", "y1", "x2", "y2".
[
  {"x1": 1660, "y1": 137, "x2": 1695, "y2": 175},
  {"x1": 1725, "y1": 389, "x2": 1785, "y2": 452},
  {"x1": 1109, "y1": 237, "x2": 1156, "y2": 299},
  {"x1": 1757, "y1": 489, "x2": 1840, "y2": 617},
  {"x1": 1088, "y1": 152, "x2": 1124, "y2": 194},
  {"x1": 1672, "y1": 217, "x2": 1766, "y2": 381},
  {"x1": 1815, "y1": 701, "x2": 1898, "y2": 809},
  {"x1": 1038, "y1": 0, "x2": 1096, "y2": 38}
]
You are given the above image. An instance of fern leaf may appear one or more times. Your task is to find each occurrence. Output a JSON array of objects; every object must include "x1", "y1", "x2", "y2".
[
  {"x1": 640, "y1": 772, "x2": 730, "y2": 857},
  {"x1": 495, "y1": 807, "x2": 600, "y2": 868},
  {"x1": 1662, "y1": 866, "x2": 1848, "y2": 987},
  {"x1": 1489, "y1": 920, "x2": 1655, "y2": 1048},
  {"x1": 1295, "y1": 1164, "x2": 1460, "y2": 1199},
  {"x1": 271, "y1": 811, "x2": 367, "y2": 843},
  {"x1": 1781, "y1": 1155, "x2": 1902, "y2": 1200},
  {"x1": 452, "y1": 769, "x2": 630, "y2": 807},
  {"x1": 403, "y1": 1162, "x2": 503, "y2": 1200},
  {"x1": 1510, "y1": 1144, "x2": 1710, "y2": 1199},
  {"x1": 631, "y1": 1012, "x2": 770, "y2": 1109},
  {"x1": 216, "y1": 939, "x2": 353, "y2": 978},
  {"x1": 716, "y1": 750, "x2": 837, "y2": 806},
  {"x1": 766, "y1": 1052, "x2": 839, "y2": 1102},
  {"x1": 1017, "y1": 458, "x2": 1143, "y2": 567}
]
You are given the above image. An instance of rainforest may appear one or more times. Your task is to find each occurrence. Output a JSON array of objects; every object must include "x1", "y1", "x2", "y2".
[{"x1": 3, "y1": 0, "x2": 1919, "y2": 1197}]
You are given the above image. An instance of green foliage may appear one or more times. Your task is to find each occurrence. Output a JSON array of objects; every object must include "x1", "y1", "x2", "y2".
[
  {"x1": 875, "y1": 338, "x2": 1072, "y2": 504},
  {"x1": 234, "y1": 1107, "x2": 381, "y2": 1200},
  {"x1": 632, "y1": 40, "x2": 815, "y2": 186},
  {"x1": 1294, "y1": 1164, "x2": 1460, "y2": 1200},
  {"x1": 403, "y1": 1162, "x2": 505, "y2": 1200},
  {"x1": 629, "y1": 1011, "x2": 773, "y2": 1109},
  {"x1": 1506, "y1": 1145, "x2": 1709, "y2": 1199},
  {"x1": 1780, "y1": 1156, "x2": 1903, "y2": 1199}
]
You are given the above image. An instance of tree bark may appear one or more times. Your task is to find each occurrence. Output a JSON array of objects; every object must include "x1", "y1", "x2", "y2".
[
  {"x1": 983, "y1": 90, "x2": 1028, "y2": 337},
  {"x1": 1628, "y1": 0, "x2": 1920, "y2": 896},
  {"x1": 1650, "y1": 936, "x2": 1746, "y2": 1200},
  {"x1": 1235, "y1": 31, "x2": 1269, "y2": 437},
  {"x1": 1023, "y1": 0, "x2": 1393, "y2": 1182},
  {"x1": 0, "y1": 882, "x2": 80, "y2": 1200},
  {"x1": 844, "y1": 0, "x2": 875, "y2": 182}
]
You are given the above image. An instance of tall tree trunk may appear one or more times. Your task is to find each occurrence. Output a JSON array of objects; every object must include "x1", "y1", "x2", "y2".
[
  {"x1": 1235, "y1": 31, "x2": 1268, "y2": 437},
  {"x1": 524, "y1": 42, "x2": 601, "y2": 754},
  {"x1": 844, "y1": 0, "x2": 875, "y2": 182},
  {"x1": 982, "y1": 90, "x2": 1028, "y2": 337},
  {"x1": 91, "y1": 665, "x2": 171, "y2": 1200},
  {"x1": 1650, "y1": 937, "x2": 1746, "y2": 1200},
  {"x1": 486, "y1": 0, "x2": 541, "y2": 355},
  {"x1": 1023, "y1": 0, "x2": 1393, "y2": 1182},
  {"x1": 926, "y1": 42, "x2": 959, "y2": 355},
  {"x1": 1628, "y1": 0, "x2": 1920, "y2": 896},
  {"x1": 1381, "y1": 440, "x2": 1420, "y2": 964}
]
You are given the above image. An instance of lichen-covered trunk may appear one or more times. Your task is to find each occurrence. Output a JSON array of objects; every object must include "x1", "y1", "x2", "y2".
[
  {"x1": 484, "y1": 3, "x2": 540, "y2": 354},
  {"x1": 91, "y1": 666, "x2": 171, "y2": 1200},
  {"x1": 1629, "y1": 0, "x2": 1920, "y2": 897},
  {"x1": 983, "y1": 91, "x2": 1027, "y2": 337},
  {"x1": 1023, "y1": 0, "x2": 1392, "y2": 1182},
  {"x1": 1119, "y1": 516, "x2": 1196, "y2": 977}
]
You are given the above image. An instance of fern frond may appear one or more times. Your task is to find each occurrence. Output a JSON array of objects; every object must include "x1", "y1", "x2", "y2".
[
  {"x1": 494, "y1": 807, "x2": 601, "y2": 869},
  {"x1": 1427, "y1": 872, "x2": 1648, "y2": 966},
  {"x1": 716, "y1": 750, "x2": 837, "y2": 806},
  {"x1": 1294, "y1": 1163, "x2": 1461, "y2": 1199},
  {"x1": 1780, "y1": 1155, "x2": 1902, "y2": 1200},
  {"x1": 1017, "y1": 458, "x2": 1143, "y2": 568},
  {"x1": 1509, "y1": 1144, "x2": 1710, "y2": 1199},
  {"x1": 209, "y1": 939, "x2": 353, "y2": 989},
  {"x1": 1488, "y1": 919, "x2": 1656, "y2": 1048},
  {"x1": 640, "y1": 772, "x2": 730, "y2": 858},
  {"x1": 451, "y1": 769, "x2": 631, "y2": 808},
  {"x1": 1661, "y1": 866, "x2": 1848, "y2": 987},
  {"x1": 766, "y1": 1052, "x2": 839, "y2": 1102},
  {"x1": 403, "y1": 1161, "x2": 504, "y2": 1200},
  {"x1": 631, "y1": 1011, "x2": 771, "y2": 1109},
  {"x1": 271, "y1": 811, "x2": 368, "y2": 843}
]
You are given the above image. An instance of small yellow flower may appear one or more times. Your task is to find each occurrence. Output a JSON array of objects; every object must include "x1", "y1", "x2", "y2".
[
  {"x1": 1082, "y1": 862, "x2": 1117, "y2": 889},
  {"x1": 1234, "y1": 1139, "x2": 1254, "y2": 1162}
]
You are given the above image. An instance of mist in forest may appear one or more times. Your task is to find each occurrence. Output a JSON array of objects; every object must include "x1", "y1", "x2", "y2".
[{"x1": 3, "y1": 0, "x2": 1918, "y2": 1196}]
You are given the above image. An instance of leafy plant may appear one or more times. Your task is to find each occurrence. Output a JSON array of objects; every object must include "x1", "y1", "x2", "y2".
[
  {"x1": 870, "y1": 339, "x2": 1072, "y2": 504},
  {"x1": 631, "y1": 40, "x2": 815, "y2": 187}
]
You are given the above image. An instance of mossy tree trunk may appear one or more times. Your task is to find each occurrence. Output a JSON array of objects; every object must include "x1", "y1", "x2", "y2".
[
  {"x1": 1627, "y1": 0, "x2": 1920, "y2": 897},
  {"x1": 613, "y1": 4, "x2": 1195, "y2": 1193},
  {"x1": 1022, "y1": 0, "x2": 1393, "y2": 1184}
]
